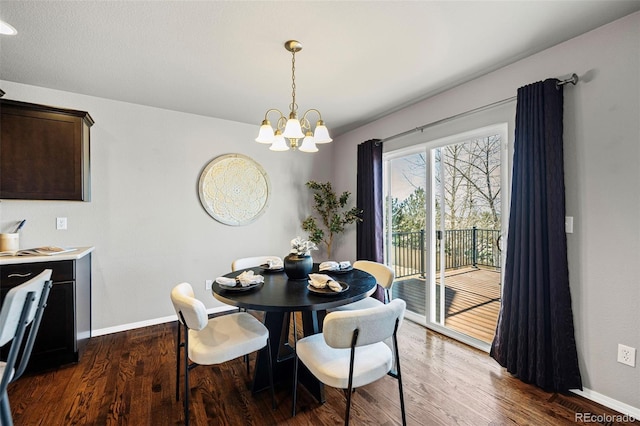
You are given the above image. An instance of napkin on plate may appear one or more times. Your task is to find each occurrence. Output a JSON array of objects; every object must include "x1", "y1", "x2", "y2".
[
  {"x1": 216, "y1": 270, "x2": 264, "y2": 287},
  {"x1": 264, "y1": 256, "x2": 283, "y2": 269},
  {"x1": 319, "y1": 261, "x2": 351, "y2": 272},
  {"x1": 308, "y1": 273, "x2": 343, "y2": 292}
]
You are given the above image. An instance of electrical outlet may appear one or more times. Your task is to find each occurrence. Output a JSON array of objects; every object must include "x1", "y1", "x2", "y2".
[
  {"x1": 617, "y1": 344, "x2": 636, "y2": 367},
  {"x1": 56, "y1": 217, "x2": 67, "y2": 230},
  {"x1": 205, "y1": 280, "x2": 213, "y2": 290}
]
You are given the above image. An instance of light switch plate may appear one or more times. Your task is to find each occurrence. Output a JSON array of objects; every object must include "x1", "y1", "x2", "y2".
[
  {"x1": 56, "y1": 217, "x2": 67, "y2": 230},
  {"x1": 565, "y1": 216, "x2": 573, "y2": 233}
]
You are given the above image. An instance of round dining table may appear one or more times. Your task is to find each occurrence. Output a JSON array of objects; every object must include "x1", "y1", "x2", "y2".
[{"x1": 211, "y1": 264, "x2": 377, "y2": 402}]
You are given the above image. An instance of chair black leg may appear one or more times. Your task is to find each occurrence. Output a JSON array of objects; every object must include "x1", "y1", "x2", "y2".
[
  {"x1": 183, "y1": 325, "x2": 190, "y2": 426},
  {"x1": 266, "y1": 338, "x2": 276, "y2": 409},
  {"x1": 292, "y1": 311, "x2": 297, "y2": 342},
  {"x1": 393, "y1": 321, "x2": 407, "y2": 426},
  {"x1": 345, "y1": 383, "x2": 353, "y2": 426},
  {"x1": 242, "y1": 308, "x2": 250, "y2": 375},
  {"x1": 291, "y1": 348, "x2": 299, "y2": 417},
  {"x1": 291, "y1": 311, "x2": 299, "y2": 417},
  {"x1": 397, "y1": 367, "x2": 407, "y2": 426},
  {"x1": 345, "y1": 329, "x2": 359, "y2": 426},
  {"x1": 175, "y1": 321, "x2": 181, "y2": 401}
]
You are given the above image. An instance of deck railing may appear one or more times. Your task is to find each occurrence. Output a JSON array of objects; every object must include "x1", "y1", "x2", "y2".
[{"x1": 391, "y1": 227, "x2": 501, "y2": 279}]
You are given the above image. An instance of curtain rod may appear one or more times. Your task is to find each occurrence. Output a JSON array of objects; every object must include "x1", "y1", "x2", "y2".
[
  {"x1": 376, "y1": 96, "x2": 516, "y2": 145},
  {"x1": 377, "y1": 73, "x2": 579, "y2": 146}
]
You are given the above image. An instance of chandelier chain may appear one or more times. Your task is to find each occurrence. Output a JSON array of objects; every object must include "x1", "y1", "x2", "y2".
[{"x1": 290, "y1": 50, "x2": 297, "y2": 114}]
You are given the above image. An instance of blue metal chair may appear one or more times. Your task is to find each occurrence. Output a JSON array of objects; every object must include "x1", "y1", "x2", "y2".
[{"x1": 0, "y1": 270, "x2": 53, "y2": 426}]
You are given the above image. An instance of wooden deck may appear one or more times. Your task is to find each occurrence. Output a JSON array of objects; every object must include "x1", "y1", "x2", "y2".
[{"x1": 392, "y1": 267, "x2": 501, "y2": 344}]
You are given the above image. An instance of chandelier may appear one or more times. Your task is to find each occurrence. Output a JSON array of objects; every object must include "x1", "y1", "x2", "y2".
[{"x1": 255, "y1": 40, "x2": 332, "y2": 152}]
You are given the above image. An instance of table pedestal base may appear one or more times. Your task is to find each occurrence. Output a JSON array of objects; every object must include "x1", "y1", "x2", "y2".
[{"x1": 252, "y1": 310, "x2": 326, "y2": 404}]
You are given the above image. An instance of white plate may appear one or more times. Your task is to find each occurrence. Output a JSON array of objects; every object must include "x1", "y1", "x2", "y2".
[
  {"x1": 320, "y1": 266, "x2": 354, "y2": 274},
  {"x1": 219, "y1": 282, "x2": 262, "y2": 292},
  {"x1": 259, "y1": 264, "x2": 284, "y2": 273},
  {"x1": 307, "y1": 281, "x2": 349, "y2": 296}
]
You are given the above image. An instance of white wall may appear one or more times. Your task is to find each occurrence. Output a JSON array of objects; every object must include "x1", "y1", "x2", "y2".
[
  {"x1": 332, "y1": 12, "x2": 640, "y2": 415},
  {"x1": 0, "y1": 82, "x2": 332, "y2": 331}
]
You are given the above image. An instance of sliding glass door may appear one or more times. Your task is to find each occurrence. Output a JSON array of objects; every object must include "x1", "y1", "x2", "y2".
[
  {"x1": 385, "y1": 124, "x2": 508, "y2": 350},
  {"x1": 385, "y1": 149, "x2": 429, "y2": 317}
]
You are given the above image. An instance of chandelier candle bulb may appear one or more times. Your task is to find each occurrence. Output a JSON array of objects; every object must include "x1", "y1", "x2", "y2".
[
  {"x1": 256, "y1": 40, "x2": 332, "y2": 152},
  {"x1": 283, "y1": 117, "x2": 305, "y2": 139},
  {"x1": 269, "y1": 130, "x2": 289, "y2": 151},
  {"x1": 255, "y1": 120, "x2": 275, "y2": 143},
  {"x1": 313, "y1": 121, "x2": 332, "y2": 143},
  {"x1": 299, "y1": 132, "x2": 318, "y2": 153}
]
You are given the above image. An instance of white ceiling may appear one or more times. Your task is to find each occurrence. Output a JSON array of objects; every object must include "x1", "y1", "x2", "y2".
[{"x1": 1, "y1": 1, "x2": 639, "y2": 137}]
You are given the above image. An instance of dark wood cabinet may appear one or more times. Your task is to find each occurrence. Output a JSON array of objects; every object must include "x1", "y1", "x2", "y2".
[
  {"x1": 0, "y1": 253, "x2": 92, "y2": 373},
  {"x1": 0, "y1": 99, "x2": 94, "y2": 201}
]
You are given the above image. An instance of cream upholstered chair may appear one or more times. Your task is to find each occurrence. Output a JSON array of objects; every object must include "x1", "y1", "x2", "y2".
[
  {"x1": 231, "y1": 256, "x2": 283, "y2": 373},
  {"x1": 292, "y1": 299, "x2": 407, "y2": 425},
  {"x1": 231, "y1": 256, "x2": 282, "y2": 271},
  {"x1": 329, "y1": 260, "x2": 395, "y2": 312},
  {"x1": 170, "y1": 282, "x2": 275, "y2": 425},
  {"x1": 0, "y1": 270, "x2": 52, "y2": 426}
]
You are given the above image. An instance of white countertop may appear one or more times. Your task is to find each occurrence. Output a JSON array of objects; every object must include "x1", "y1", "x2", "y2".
[{"x1": 0, "y1": 246, "x2": 94, "y2": 265}]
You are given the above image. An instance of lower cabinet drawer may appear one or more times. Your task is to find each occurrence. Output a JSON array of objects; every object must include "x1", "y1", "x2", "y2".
[{"x1": 0, "y1": 260, "x2": 74, "y2": 286}]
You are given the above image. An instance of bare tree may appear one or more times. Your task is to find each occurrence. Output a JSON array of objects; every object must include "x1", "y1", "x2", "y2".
[
  {"x1": 443, "y1": 135, "x2": 501, "y2": 229},
  {"x1": 392, "y1": 134, "x2": 501, "y2": 231}
]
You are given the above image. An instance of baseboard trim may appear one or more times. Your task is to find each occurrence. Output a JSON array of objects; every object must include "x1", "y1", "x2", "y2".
[
  {"x1": 91, "y1": 305, "x2": 236, "y2": 337},
  {"x1": 571, "y1": 387, "x2": 640, "y2": 420}
]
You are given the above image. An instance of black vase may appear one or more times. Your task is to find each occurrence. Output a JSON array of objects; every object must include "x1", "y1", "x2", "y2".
[{"x1": 284, "y1": 253, "x2": 313, "y2": 280}]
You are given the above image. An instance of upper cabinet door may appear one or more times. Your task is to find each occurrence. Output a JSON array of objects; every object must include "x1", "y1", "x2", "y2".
[{"x1": 0, "y1": 99, "x2": 94, "y2": 201}]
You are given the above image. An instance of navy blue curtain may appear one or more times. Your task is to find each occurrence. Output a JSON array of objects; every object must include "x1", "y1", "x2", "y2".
[
  {"x1": 356, "y1": 139, "x2": 385, "y2": 301},
  {"x1": 490, "y1": 79, "x2": 582, "y2": 392}
]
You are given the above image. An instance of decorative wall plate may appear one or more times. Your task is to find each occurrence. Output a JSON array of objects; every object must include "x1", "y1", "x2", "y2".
[{"x1": 198, "y1": 154, "x2": 270, "y2": 226}]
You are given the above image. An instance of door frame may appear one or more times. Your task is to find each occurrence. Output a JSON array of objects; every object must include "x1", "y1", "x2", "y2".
[{"x1": 383, "y1": 123, "x2": 509, "y2": 352}]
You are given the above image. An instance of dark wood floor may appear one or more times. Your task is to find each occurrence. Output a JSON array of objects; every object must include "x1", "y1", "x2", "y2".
[
  {"x1": 8, "y1": 315, "x2": 637, "y2": 425},
  {"x1": 393, "y1": 267, "x2": 501, "y2": 343}
]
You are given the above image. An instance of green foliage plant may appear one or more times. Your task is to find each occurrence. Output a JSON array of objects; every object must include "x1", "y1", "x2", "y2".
[{"x1": 302, "y1": 181, "x2": 363, "y2": 259}]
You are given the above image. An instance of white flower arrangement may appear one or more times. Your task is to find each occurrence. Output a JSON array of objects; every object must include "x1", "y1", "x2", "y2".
[{"x1": 290, "y1": 236, "x2": 318, "y2": 256}]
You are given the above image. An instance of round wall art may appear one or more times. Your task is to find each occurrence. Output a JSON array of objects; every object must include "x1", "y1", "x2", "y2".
[{"x1": 198, "y1": 154, "x2": 270, "y2": 226}]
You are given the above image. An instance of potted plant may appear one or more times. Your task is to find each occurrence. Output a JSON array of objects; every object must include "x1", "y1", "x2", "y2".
[
  {"x1": 302, "y1": 181, "x2": 363, "y2": 259},
  {"x1": 284, "y1": 236, "x2": 317, "y2": 280}
]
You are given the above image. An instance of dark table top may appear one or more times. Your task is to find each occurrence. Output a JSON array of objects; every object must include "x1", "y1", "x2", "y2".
[{"x1": 212, "y1": 264, "x2": 376, "y2": 312}]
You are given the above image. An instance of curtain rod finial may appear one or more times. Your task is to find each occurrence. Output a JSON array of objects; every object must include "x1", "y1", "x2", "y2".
[{"x1": 556, "y1": 73, "x2": 579, "y2": 89}]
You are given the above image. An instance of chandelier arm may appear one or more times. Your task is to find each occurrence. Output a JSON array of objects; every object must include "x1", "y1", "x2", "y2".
[
  {"x1": 301, "y1": 108, "x2": 324, "y2": 123},
  {"x1": 276, "y1": 115, "x2": 288, "y2": 132},
  {"x1": 262, "y1": 108, "x2": 288, "y2": 132},
  {"x1": 299, "y1": 116, "x2": 311, "y2": 132},
  {"x1": 263, "y1": 108, "x2": 285, "y2": 121}
]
